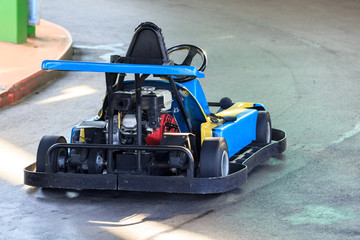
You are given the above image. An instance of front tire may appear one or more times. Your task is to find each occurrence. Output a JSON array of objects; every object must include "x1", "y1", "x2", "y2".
[
  {"x1": 200, "y1": 138, "x2": 229, "y2": 177},
  {"x1": 255, "y1": 111, "x2": 272, "y2": 144}
]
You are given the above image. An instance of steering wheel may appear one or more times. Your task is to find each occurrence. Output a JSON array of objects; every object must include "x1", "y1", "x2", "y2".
[{"x1": 167, "y1": 44, "x2": 207, "y2": 82}]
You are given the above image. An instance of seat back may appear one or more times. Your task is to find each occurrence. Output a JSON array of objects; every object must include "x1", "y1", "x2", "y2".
[{"x1": 125, "y1": 22, "x2": 169, "y2": 65}]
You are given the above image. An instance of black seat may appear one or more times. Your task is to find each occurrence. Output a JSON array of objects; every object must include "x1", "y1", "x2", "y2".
[
  {"x1": 116, "y1": 22, "x2": 169, "y2": 65},
  {"x1": 107, "y1": 22, "x2": 170, "y2": 91}
]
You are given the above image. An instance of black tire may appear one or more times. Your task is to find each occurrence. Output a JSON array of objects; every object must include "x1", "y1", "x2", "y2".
[
  {"x1": 200, "y1": 138, "x2": 229, "y2": 177},
  {"x1": 36, "y1": 135, "x2": 67, "y2": 173},
  {"x1": 255, "y1": 111, "x2": 272, "y2": 144}
]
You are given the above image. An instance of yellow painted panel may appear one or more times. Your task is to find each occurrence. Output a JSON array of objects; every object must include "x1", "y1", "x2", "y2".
[
  {"x1": 200, "y1": 118, "x2": 217, "y2": 144},
  {"x1": 80, "y1": 129, "x2": 85, "y2": 143},
  {"x1": 216, "y1": 102, "x2": 254, "y2": 117}
]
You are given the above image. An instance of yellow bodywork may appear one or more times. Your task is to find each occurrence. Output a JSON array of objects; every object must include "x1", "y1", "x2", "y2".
[
  {"x1": 200, "y1": 102, "x2": 255, "y2": 144},
  {"x1": 80, "y1": 129, "x2": 85, "y2": 143},
  {"x1": 216, "y1": 102, "x2": 254, "y2": 117}
]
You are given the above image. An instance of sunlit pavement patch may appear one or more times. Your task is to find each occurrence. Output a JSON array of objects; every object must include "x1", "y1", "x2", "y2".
[
  {"x1": 0, "y1": 138, "x2": 33, "y2": 186},
  {"x1": 36, "y1": 85, "x2": 97, "y2": 104},
  {"x1": 283, "y1": 205, "x2": 356, "y2": 225}
]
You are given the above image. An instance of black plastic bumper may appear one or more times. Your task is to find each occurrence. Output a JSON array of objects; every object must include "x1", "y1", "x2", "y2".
[{"x1": 24, "y1": 129, "x2": 286, "y2": 194}]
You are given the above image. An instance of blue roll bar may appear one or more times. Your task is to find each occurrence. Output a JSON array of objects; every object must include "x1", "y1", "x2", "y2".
[{"x1": 42, "y1": 60, "x2": 205, "y2": 78}]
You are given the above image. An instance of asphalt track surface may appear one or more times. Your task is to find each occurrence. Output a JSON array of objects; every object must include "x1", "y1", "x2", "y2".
[{"x1": 0, "y1": 0, "x2": 359, "y2": 239}]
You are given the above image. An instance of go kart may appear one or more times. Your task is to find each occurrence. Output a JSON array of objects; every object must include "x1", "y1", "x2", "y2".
[{"x1": 24, "y1": 22, "x2": 286, "y2": 194}]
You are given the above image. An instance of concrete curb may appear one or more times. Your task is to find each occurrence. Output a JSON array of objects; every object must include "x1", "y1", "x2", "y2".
[{"x1": 0, "y1": 21, "x2": 73, "y2": 109}]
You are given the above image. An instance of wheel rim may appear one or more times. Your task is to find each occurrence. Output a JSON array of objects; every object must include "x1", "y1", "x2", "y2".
[
  {"x1": 56, "y1": 148, "x2": 67, "y2": 172},
  {"x1": 220, "y1": 150, "x2": 229, "y2": 176}
]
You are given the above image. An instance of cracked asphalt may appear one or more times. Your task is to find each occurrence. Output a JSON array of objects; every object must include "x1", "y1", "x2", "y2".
[{"x1": 0, "y1": 0, "x2": 359, "y2": 239}]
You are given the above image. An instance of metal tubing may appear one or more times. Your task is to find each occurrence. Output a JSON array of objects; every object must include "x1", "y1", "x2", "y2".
[
  {"x1": 46, "y1": 143, "x2": 195, "y2": 177},
  {"x1": 107, "y1": 96, "x2": 114, "y2": 171},
  {"x1": 207, "y1": 102, "x2": 221, "y2": 107},
  {"x1": 167, "y1": 76, "x2": 193, "y2": 132},
  {"x1": 105, "y1": 72, "x2": 118, "y2": 171},
  {"x1": 135, "y1": 74, "x2": 143, "y2": 172}
]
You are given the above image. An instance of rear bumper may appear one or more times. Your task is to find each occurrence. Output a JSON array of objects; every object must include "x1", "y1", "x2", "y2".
[{"x1": 24, "y1": 128, "x2": 286, "y2": 194}]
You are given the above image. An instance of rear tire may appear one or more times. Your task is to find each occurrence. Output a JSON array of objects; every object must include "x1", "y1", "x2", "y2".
[
  {"x1": 200, "y1": 138, "x2": 229, "y2": 177},
  {"x1": 36, "y1": 136, "x2": 67, "y2": 173},
  {"x1": 255, "y1": 111, "x2": 272, "y2": 144}
]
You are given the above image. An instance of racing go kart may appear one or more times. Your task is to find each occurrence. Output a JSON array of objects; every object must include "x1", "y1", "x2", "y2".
[{"x1": 24, "y1": 22, "x2": 286, "y2": 194}]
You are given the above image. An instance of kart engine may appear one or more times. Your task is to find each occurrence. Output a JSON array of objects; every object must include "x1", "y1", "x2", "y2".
[
  {"x1": 70, "y1": 87, "x2": 179, "y2": 173},
  {"x1": 108, "y1": 87, "x2": 175, "y2": 145}
]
